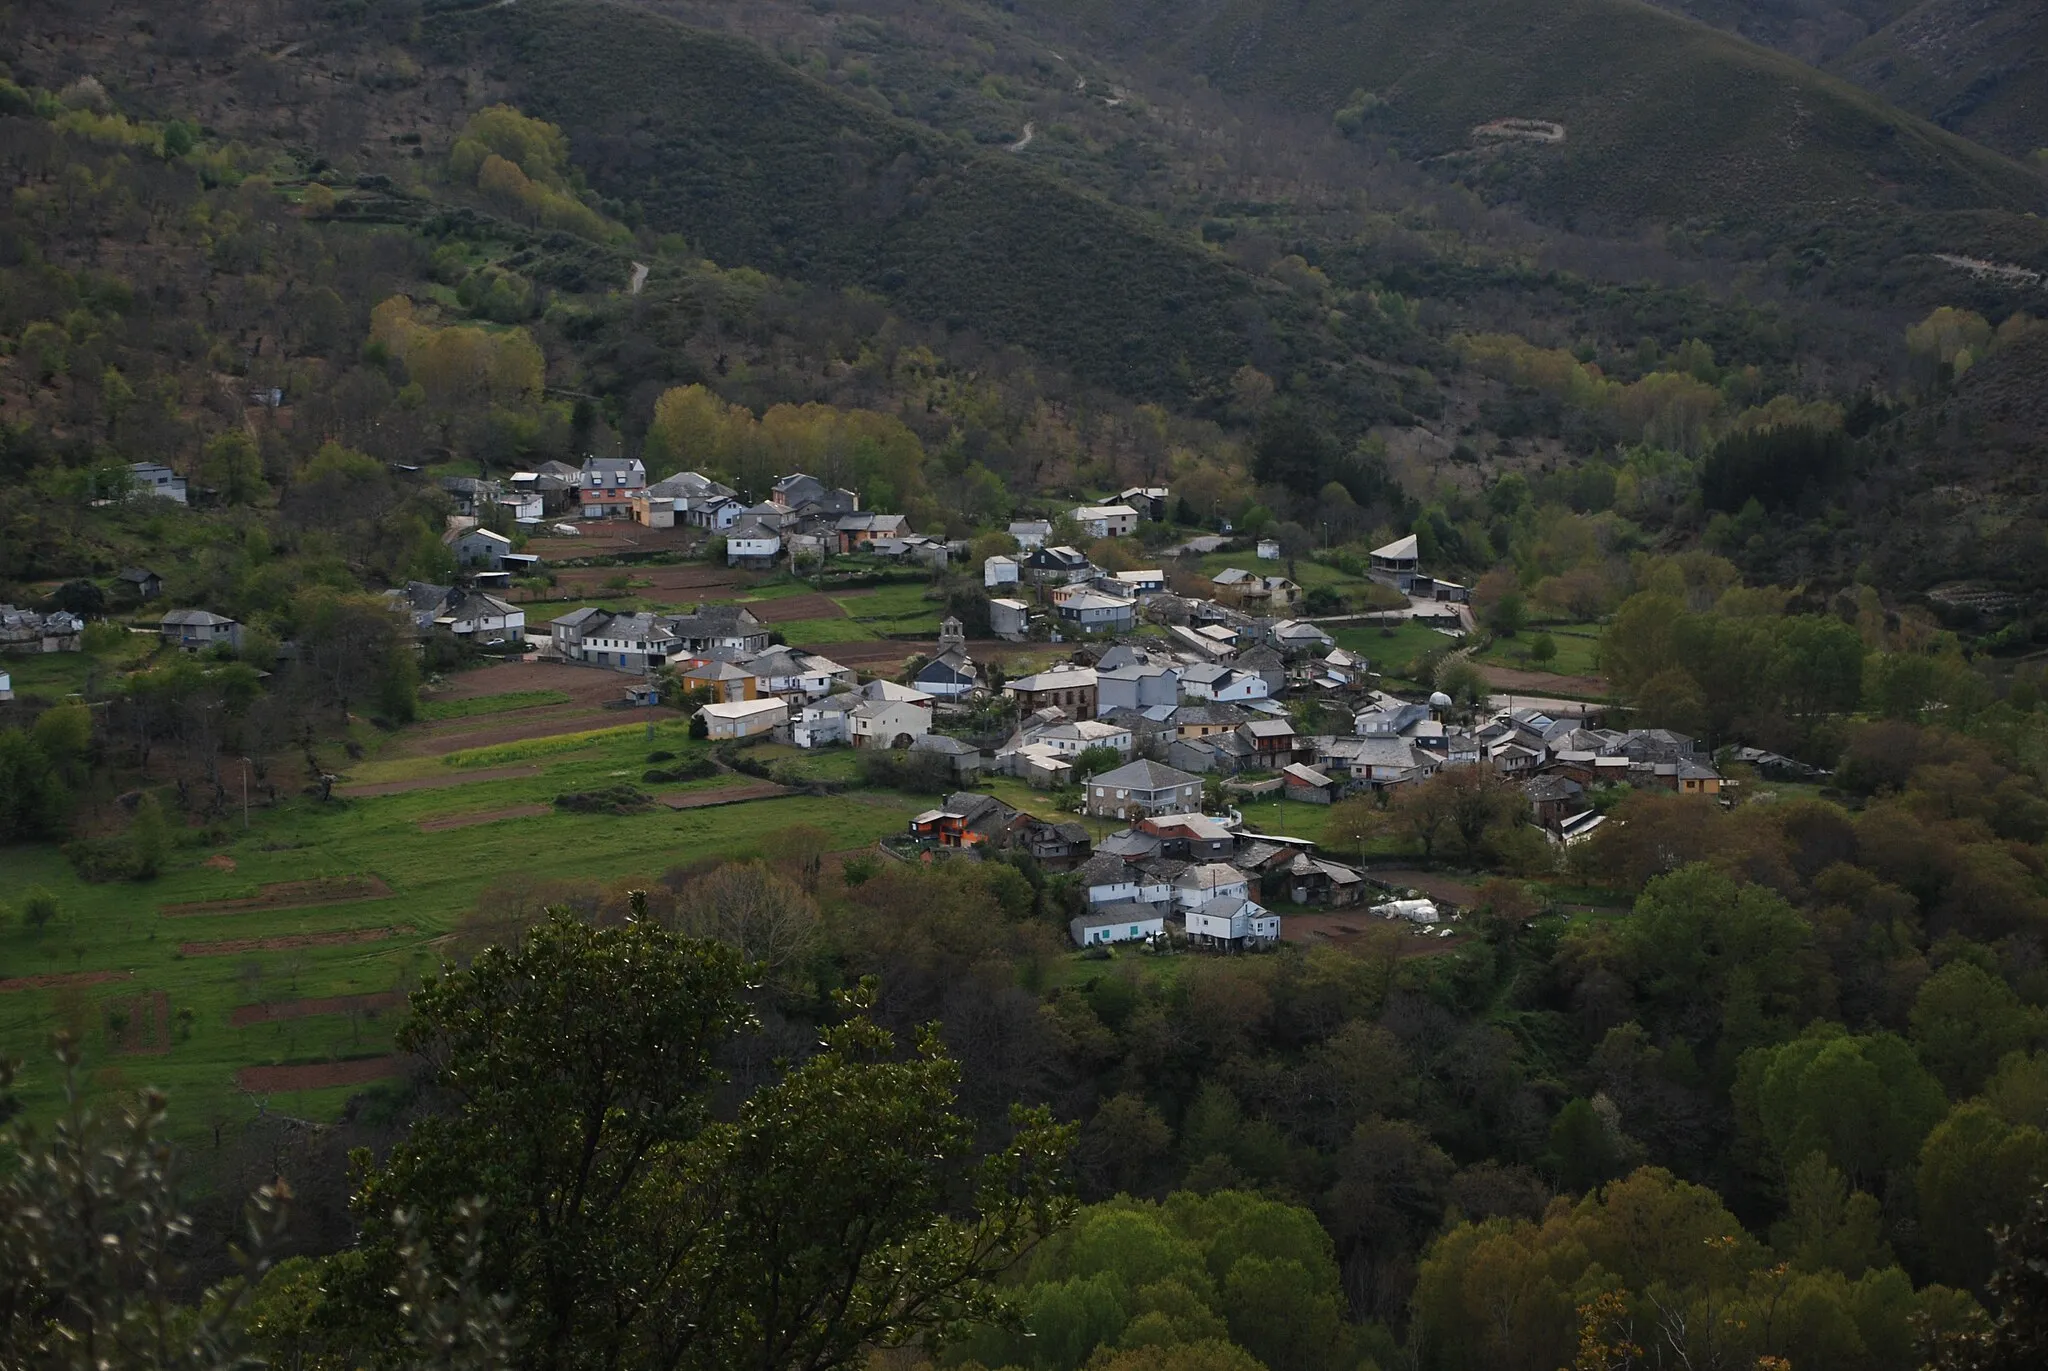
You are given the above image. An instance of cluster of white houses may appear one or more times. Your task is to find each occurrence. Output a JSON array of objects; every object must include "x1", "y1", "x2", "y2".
[{"x1": 899, "y1": 792, "x2": 1323, "y2": 951}]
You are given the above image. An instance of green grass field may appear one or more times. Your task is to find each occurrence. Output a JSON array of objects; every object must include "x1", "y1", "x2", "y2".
[
  {"x1": 1195, "y1": 551, "x2": 1356, "y2": 592},
  {"x1": 1324, "y1": 621, "x2": 1465, "y2": 679},
  {"x1": 0, "y1": 715, "x2": 921, "y2": 1140},
  {"x1": 1472, "y1": 626, "x2": 1603, "y2": 677},
  {"x1": 4, "y1": 636, "x2": 156, "y2": 700},
  {"x1": 775, "y1": 617, "x2": 884, "y2": 645},
  {"x1": 834, "y1": 582, "x2": 945, "y2": 630}
]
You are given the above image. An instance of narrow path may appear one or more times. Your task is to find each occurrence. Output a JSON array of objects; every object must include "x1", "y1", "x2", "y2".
[
  {"x1": 421, "y1": 0, "x2": 516, "y2": 19},
  {"x1": 1007, "y1": 123, "x2": 1036, "y2": 153},
  {"x1": 629, "y1": 261, "x2": 649, "y2": 295},
  {"x1": 1163, "y1": 534, "x2": 1227, "y2": 557}
]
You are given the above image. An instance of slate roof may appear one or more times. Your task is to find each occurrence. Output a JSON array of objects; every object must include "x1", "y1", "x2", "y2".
[
  {"x1": 1090, "y1": 759, "x2": 1202, "y2": 791},
  {"x1": 1079, "y1": 853, "x2": 1135, "y2": 887},
  {"x1": 1170, "y1": 703, "x2": 1252, "y2": 728},
  {"x1": 1096, "y1": 830, "x2": 1163, "y2": 860}
]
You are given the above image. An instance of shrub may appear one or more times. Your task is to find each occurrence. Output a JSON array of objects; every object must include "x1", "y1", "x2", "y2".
[
  {"x1": 553, "y1": 785, "x2": 655, "y2": 814},
  {"x1": 20, "y1": 888, "x2": 59, "y2": 932},
  {"x1": 64, "y1": 837, "x2": 146, "y2": 883},
  {"x1": 859, "y1": 750, "x2": 955, "y2": 793},
  {"x1": 643, "y1": 758, "x2": 718, "y2": 784}
]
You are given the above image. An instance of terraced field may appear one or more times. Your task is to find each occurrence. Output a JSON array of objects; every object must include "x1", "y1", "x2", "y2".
[{"x1": 0, "y1": 681, "x2": 921, "y2": 1138}]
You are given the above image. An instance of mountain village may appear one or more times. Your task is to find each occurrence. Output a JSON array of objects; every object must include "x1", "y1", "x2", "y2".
[{"x1": 13, "y1": 455, "x2": 1734, "y2": 954}]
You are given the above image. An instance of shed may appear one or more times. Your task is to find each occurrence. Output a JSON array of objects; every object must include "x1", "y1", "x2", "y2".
[
  {"x1": 695, "y1": 697, "x2": 788, "y2": 740},
  {"x1": 1282, "y1": 762, "x2": 1339, "y2": 803}
]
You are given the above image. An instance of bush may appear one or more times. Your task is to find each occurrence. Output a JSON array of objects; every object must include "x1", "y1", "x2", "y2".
[
  {"x1": 858, "y1": 749, "x2": 955, "y2": 793},
  {"x1": 643, "y1": 758, "x2": 718, "y2": 784},
  {"x1": 719, "y1": 745, "x2": 775, "y2": 779},
  {"x1": 19, "y1": 888, "x2": 59, "y2": 932},
  {"x1": 647, "y1": 750, "x2": 677, "y2": 763},
  {"x1": 63, "y1": 837, "x2": 147, "y2": 883},
  {"x1": 553, "y1": 784, "x2": 655, "y2": 814},
  {"x1": 1073, "y1": 744, "x2": 1124, "y2": 779}
]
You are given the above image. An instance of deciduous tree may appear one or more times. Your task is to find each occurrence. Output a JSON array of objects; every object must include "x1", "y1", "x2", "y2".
[{"x1": 321, "y1": 903, "x2": 1072, "y2": 1371}]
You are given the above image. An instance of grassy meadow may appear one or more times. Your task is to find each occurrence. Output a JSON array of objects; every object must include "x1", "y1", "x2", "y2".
[
  {"x1": 0, "y1": 708, "x2": 923, "y2": 1140},
  {"x1": 1324, "y1": 621, "x2": 1465, "y2": 680},
  {"x1": 1470, "y1": 624, "x2": 1604, "y2": 677}
]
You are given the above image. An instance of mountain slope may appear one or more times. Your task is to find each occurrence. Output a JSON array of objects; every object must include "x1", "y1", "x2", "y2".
[
  {"x1": 1644, "y1": 0, "x2": 1918, "y2": 65},
  {"x1": 1009, "y1": 0, "x2": 2044, "y2": 231},
  {"x1": 421, "y1": 0, "x2": 1416, "y2": 427},
  {"x1": 1832, "y1": 0, "x2": 2048, "y2": 162},
  {"x1": 1648, "y1": 0, "x2": 2048, "y2": 161}
]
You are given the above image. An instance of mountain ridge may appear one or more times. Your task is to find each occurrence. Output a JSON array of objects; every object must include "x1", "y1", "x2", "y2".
[
  {"x1": 1649, "y1": 0, "x2": 2048, "y2": 160},
  {"x1": 1008, "y1": 0, "x2": 2045, "y2": 233}
]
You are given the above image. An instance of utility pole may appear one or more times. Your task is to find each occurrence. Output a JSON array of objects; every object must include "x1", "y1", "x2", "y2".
[{"x1": 240, "y1": 757, "x2": 251, "y2": 831}]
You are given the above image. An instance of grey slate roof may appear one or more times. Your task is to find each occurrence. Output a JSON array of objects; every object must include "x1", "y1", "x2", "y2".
[
  {"x1": 1090, "y1": 758, "x2": 1202, "y2": 791},
  {"x1": 1079, "y1": 853, "x2": 1134, "y2": 886}
]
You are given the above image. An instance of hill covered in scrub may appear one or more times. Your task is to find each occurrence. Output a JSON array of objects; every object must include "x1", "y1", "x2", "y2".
[
  {"x1": 1832, "y1": 0, "x2": 2048, "y2": 163},
  {"x1": 422, "y1": 0, "x2": 1422, "y2": 428},
  {"x1": 1651, "y1": 0, "x2": 2048, "y2": 161},
  {"x1": 1007, "y1": 0, "x2": 2045, "y2": 237}
]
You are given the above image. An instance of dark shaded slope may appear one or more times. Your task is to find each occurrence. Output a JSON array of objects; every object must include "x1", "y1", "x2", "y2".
[
  {"x1": 1012, "y1": 0, "x2": 2043, "y2": 230},
  {"x1": 1643, "y1": 0, "x2": 1917, "y2": 65},
  {"x1": 1832, "y1": 0, "x2": 2048, "y2": 162},
  {"x1": 1644, "y1": 0, "x2": 2048, "y2": 161},
  {"x1": 1859, "y1": 329, "x2": 2048, "y2": 597},
  {"x1": 425, "y1": 0, "x2": 1404, "y2": 422}
]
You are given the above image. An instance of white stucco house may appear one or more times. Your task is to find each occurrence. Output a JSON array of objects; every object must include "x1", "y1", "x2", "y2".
[
  {"x1": 1072, "y1": 503, "x2": 1139, "y2": 539},
  {"x1": 1185, "y1": 896, "x2": 1280, "y2": 948},
  {"x1": 1070, "y1": 906, "x2": 1168, "y2": 947},
  {"x1": 696, "y1": 697, "x2": 788, "y2": 740}
]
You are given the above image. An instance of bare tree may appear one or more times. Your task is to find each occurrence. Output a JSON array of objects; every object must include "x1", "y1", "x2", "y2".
[{"x1": 664, "y1": 862, "x2": 820, "y2": 980}]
